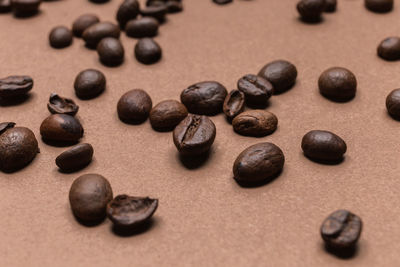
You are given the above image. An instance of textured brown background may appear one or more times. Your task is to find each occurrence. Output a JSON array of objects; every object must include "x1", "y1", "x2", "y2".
[{"x1": 1, "y1": 0, "x2": 400, "y2": 266}]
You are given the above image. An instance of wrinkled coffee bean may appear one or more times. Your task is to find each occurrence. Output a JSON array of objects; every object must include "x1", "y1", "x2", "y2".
[
  {"x1": 166, "y1": 1, "x2": 183, "y2": 13},
  {"x1": 116, "y1": 0, "x2": 140, "y2": 29},
  {"x1": 386, "y1": 89, "x2": 400, "y2": 120},
  {"x1": 40, "y1": 114, "x2": 84, "y2": 142},
  {"x1": 56, "y1": 143, "x2": 93, "y2": 172},
  {"x1": 0, "y1": 0, "x2": 11, "y2": 12},
  {"x1": 11, "y1": 0, "x2": 41, "y2": 17},
  {"x1": 47, "y1": 93, "x2": 79, "y2": 116},
  {"x1": 258, "y1": 60, "x2": 297, "y2": 94},
  {"x1": 301, "y1": 130, "x2": 347, "y2": 162},
  {"x1": 82, "y1": 22, "x2": 120, "y2": 48},
  {"x1": 365, "y1": 0, "x2": 393, "y2": 13},
  {"x1": 97, "y1": 37, "x2": 124, "y2": 66},
  {"x1": 140, "y1": 5, "x2": 167, "y2": 22},
  {"x1": 117, "y1": 89, "x2": 153, "y2": 124},
  {"x1": 213, "y1": 0, "x2": 232, "y2": 5},
  {"x1": 49, "y1": 26, "x2": 73, "y2": 49},
  {"x1": 237, "y1": 74, "x2": 274, "y2": 106},
  {"x1": 126, "y1": 17, "x2": 159, "y2": 38},
  {"x1": 377, "y1": 37, "x2": 400, "y2": 61},
  {"x1": 318, "y1": 67, "x2": 357, "y2": 102},
  {"x1": 223, "y1": 90, "x2": 245, "y2": 121},
  {"x1": 72, "y1": 14, "x2": 100, "y2": 37},
  {"x1": 0, "y1": 75, "x2": 33, "y2": 99},
  {"x1": 149, "y1": 100, "x2": 188, "y2": 131},
  {"x1": 297, "y1": 0, "x2": 326, "y2": 22},
  {"x1": 134, "y1": 38, "x2": 162, "y2": 64},
  {"x1": 232, "y1": 110, "x2": 278, "y2": 137},
  {"x1": 74, "y1": 69, "x2": 106, "y2": 99},
  {"x1": 324, "y1": 0, "x2": 336, "y2": 12}
]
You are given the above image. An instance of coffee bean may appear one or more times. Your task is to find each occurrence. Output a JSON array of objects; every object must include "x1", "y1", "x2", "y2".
[
  {"x1": 180, "y1": 81, "x2": 228, "y2": 115},
  {"x1": 318, "y1": 67, "x2": 357, "y2": 102},
  {"x1": 258, "y1": 60, "x2": 297, "y2": 94},
  {"x1": 49, "y1": 26, "x2": 73, "y2": 49},
  {"x1": 82, "y1": 22, "x2": 120, "y2": 48},
  {"x1": 140, "y1": 5, "x2": 167, "y2": 22},
  {"x1": 0, "y1": 123, "x2": 39, "y2": 172},
  {"x1": 72, "y1": 14, "x2": 100, "y2": 37},
  {"x1": 377, "y1": 37, "x2": 400, "y2": 61},
  {"x1": 149, "y1": 100, "x2": 188, "y2": 131},
  {"x1": 40, "y1": 114, "x2": 84, "y2": 143},
  {"x1": 173, "y1": 114, "x2": 216, "y2": 156},
  {"x1": 386, "y1": 89, "x2": 400, "y2": 120},
  {"x1": 324, "y1": 0, "x2": 336, "y2": 12},
  {"x1": 365, "y1": 0, "x2": 393, "y2": 13},
  {"x1": 237, "y1": 74, "x2": 273, "y2": 106},
  {"x1": 297, "y1": 0, "x2": 326, "y2": 22},
  {"x1": 107, "y1": 195, "x2": 158, "y2": 229},
  {"x1": 11, "y1": 0, "x2": 41, "y2": 17},
  {"x1": 126, "y1": 17, "x2": 159, "y2": 38},
  {"x1": 233, "y1": 142, "x2": 285, "y2": 184},
  {"x1": 0, "y1": 75, "x2": 33, "y2": 99},
  {"x1": 69, "y1": 174, "x2": 113, "y2": 222},
  {"x1": 117, "y1": 89, "x2": 153, "y2": 124},
  {"x1": 47, "y1": 93, "x2": 79, "y2": 116},
  {"x1": 166, "y1": 1, "x2": 183, "y2": 13},
  {"x1": 301, "y1": 130, "x2": 347, "y2": 162},
  {"x1": 74, "y1": 69, "x2": 106, "y2": 99},
  {"x1": 134, "y1": 38, "x2": 162, "y2": 64},
  {"x1": 116, "y1": 0, "x2": 140, "y2": 30},
  {"x1": 321, "y1": 210, "x2": 362, "y2": 250},
  {"x1": 97, "y1": 37, "x2": 124, "y2": 66},
  {"x1": 56, "y1": 143, "x2": 94, "y2": 172},
  {"x1": 146, "y1": 0, "x2": 165, "y2": 7},
  {"x1": 213, "y1": 0, "x2": 233, "y2": 5},
  {"x1": 223, "y1": 90, "x2": 245, "y2": 121},
  {"x1": 0, "y1": 0, "x2": 11, "y2": 12},
  {"x1": 232, "y1": 110, "x2": 278, "y2": 137}
]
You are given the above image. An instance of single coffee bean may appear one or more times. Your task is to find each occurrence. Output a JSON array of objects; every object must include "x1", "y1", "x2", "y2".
[
  {"x1": 258, "y1": 60, "x2": 297, "y2": 94},
  {"x1": 40, "y1": 114, "x2": 84, "y2": 142},
  {"x1": 297, "y1": 0, "x2": 326, "y2": 22},
  {"x1": 69, "y1": 174, "x2": 113, "y2": 222},
  {"x1": 140, "y1": 5, "x2": 167, "y2": 22},
  {"x1": 321, "y1": 210, "x2": 362, "y2": 250},
  {"x1": 324, "y1": 0, "x2": 336, "y2": 12},
  {"x1": 125, "y1": 17, "x2": 159, "y2": 38},
  {"x1": 0, "y1": 75, "x2": 33, "y2": 99},
  {"x1": 180, "y1": 81, "x2": 228, "y2": 115},
  {"x1": 237, "y1": 74, "x2": 274, "y2": 106},
  {"x1": 386, "y1": 89, "x2": 400, "y2": 120},
  {"x1": 82, "y1": 22, "x2": 120, "y2": 48},
  {"x1": 365, "y1": 0, "x2": 393, "y2": 13},
  {"x1": 97, "y1": 37, "x2": 124, "y2": 66},
  {"x1": 117, "y1": 89, "x2": 152, "y2": 124},
  {"x1": 107, "y1": 195, "x2": 158, "y2": 229},
  {"x1": 213, "y1": 0, "x2": 233, "y2": 5},
  {"x1": 56, "y1": 143, "x2": 94, "y2": 172},
  {"x1": 72, "y1": 14, "x2": 100, "y2": 37},
  {"x1": 0, "y1": 0, "x2": 11, "y2": 12},
  {"x1": 173, "y1": 114, "x2": 216, "y2": 156},
  {"x1": 318, "y1": 67, "x2": 357, "y2": 102},
  {"x1": 301, "y1": 130, "x2": 347, "y2": 162},
  {"x1": 232, "y1": 110, "x2": 278, "y2": 137},
  {"x1": 149, "y1": 100, "x2": 188, "y2": 131},
  {"x1": 11, "y1": 0, "x2": 41, "y2": 17},
  {"x1": 223, "y1": 90, "x2": 245, "y2": 121},
  {"x1": 166, "y1": 1, "x2": 183, "y2": 13},
  {"x1": 134, "y1": 38, "x2": 162, "y2": 64},
  {"x1": 233, "y1": 142, "x2": 285, "y2": 184},
  {"x1": 74, "y1": 69, "x2": 106, "y2": 99},
  {"x1": 0, "y1": 123, "x2": 39, "y2": 172},
  {"x1": 47, "y1": 93, "x2": 79, "y2": 116},
  {"x1": 377, "y1": 37, "x2": 400, "y2": 61},
  {"x1": 116, "y1": 0, "x2": 140, "y2": 30},
  {"x1": 49, "y1": 26, "x2": 73, "y2": 49}
]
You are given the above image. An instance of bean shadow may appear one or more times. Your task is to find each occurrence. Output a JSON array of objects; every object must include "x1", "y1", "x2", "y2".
[
  {"x1": 177, "y1": 149, "x2": 213, "y2": 170},
  {"x1": 111, "y1": 218, "x2": 156, "y2": 237},
  {"x1": 73, "y1": 214, "x2": 107, "y2": 227},
  {"x1": 303, "y1": 153, "x2": 345, "y2": 165},
  {"x1": 57, "y1": 161, "x2": 92, "y2": 174},
  {"x1": 0, "y1": 94, "x2": 33, "y2": 107},
  {"x1": 323, "y1": 243, "x2": 359, "y2": 260},
  {"x1": 233, "y1": 169, "x2": 282, "y2": 188},
  {"x1": 297, "y1": 17, "x2": 324, "y2": 25},
  {"x1": 42, "y1": 138, "x2": 79, "y2": 147},
  {"x1": 13, "y1": 10, "x2": 42, "y2": 19}
]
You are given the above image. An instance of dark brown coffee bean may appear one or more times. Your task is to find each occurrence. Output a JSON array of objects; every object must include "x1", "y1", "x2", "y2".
[
  {"x1": 97, "y1": 37, "x2": 124, "y2": 66},
  {"x1": 386, "y1": 89, "x2": 400, "y2": 120},
  {"x1": 117, "y1": 89, "x2": 153, "y2": 124},
  {"x1": 237, "y1": 74, "x2": 274, "y2": 106},
  {"x1": 173, "y1": 114, "x2": 216, "y2": 156},
  {"x1": 116, "y1": 0, "x2": 140, "y2": 29},
  {"x1": 134, "y1": 38, "x2": 162, "y2": 64},
  {"x1": 258, "y1": 60, "x2": 297, "y2": 94},
  {"x1": 377, "y1": 37, "x2": 400, "y2": 61},
  {"x1": 47, "y1": 93, "x2": 79, "y2": 116},
  {"x1": 56, "y1": 143, "x2": 94, "y2": 172},
  {"x1": 49, "y1": 26, "x2": 73, "y2": 49},
  {"x1": 40, "y1": 114, "x2": 84, "y2": 142},
  {"x1": 140, "y1": 5, "x2": 167, "y2": 22},
  {"x1": 213, "y1": 0, "x2": 232, "y2": 5},
  {"x1": 107, "y1": 195, "x2": 158, "y2": 229},
  {"x1": 126, "y1": 17, "x2": 159, "y2": 38},
  {"x1": 146, "y1": 0, "x2": 167, "y2": 6},
  {"x1": 149, "y1": 100, "x2": 188, "y2": 131},
  {"x1": 365, "y1": 0, "x2": 393, "y2": 13},
  {"x1": 297, "y1": 0, "x2": 326, "y2": 22},
  {"x1": 180, "y1": 81, "x2": 228, "y2": 115},
  {"x1": 74, "y1": 69, "x2": 106, "y2": 99},
  {"x1": 223, "y1": 90, "x2": 245, "y2": 121},
  {"x1": 69, "y1": 174, "x2": 113, "y2": 222},
  {"x1": 321, "y1": 210, "x2": 362, "y2": 250},
  {"x1": 324, "y1": 0, "x2": 336, "y2": 12},
  {"x1": 233, "y1": 142, "x2": 285, "y2": 184},
  {"x1": 166, "y1": 1, "x2": 183, "y2": 13},
  {"x1": 0, "y1": 0, "x2": 11, "y2": 12},
  {"x1": 301, "y1": 130, "x2": 347, "y2": 162},
  {"x1": 0, "y1": 124, "x2": 39, "y2": 172},
  {"x1": 318, "y1": 67, "x2": 357, "y2": 102},
  {"x1": 72, "y1": 14, "x2": 100, "y2": 37},
  {"x1": 0, "y1": 75, "x2": 33, "y2": 99},
  {"x1": 232, "y1": 110, "x2": 278, "y2": 137},
  {"x1": 82, "y1": 22, "x2": 120, "y2": 48},
  {"x1": 11, "y1": 0, "x2": 41, "y2": 17}
]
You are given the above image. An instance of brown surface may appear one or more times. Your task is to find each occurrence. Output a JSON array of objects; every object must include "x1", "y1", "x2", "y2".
[{"x1": 1, "y1": 0, "x2": 400, "y2": 266}]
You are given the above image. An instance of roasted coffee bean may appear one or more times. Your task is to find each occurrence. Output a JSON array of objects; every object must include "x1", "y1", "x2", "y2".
[
  {"x1": 233, "y1": 142, "x2": 285, "y2": 184},
  {"x1": 166, "y1": 1, "x2": 183, "y2": 13},
  {"x1": 173, "y1": 114, "x2": 216, "y2": 156},
  {"x1": 237, "y1": 74, "x2": 273, "y2": 106},
  {"x1": 324, "y1": 0, "x2": 336, "y2": 12},
  {"x1": 107, "y1": 195, "x2": 158, "y2": 229},
  {"x1": 365, "y1": 0, "x2": 393, "y2": 13},
  {"x1": 56, "y1": 143, "x2": 93, "y2": 172},
  {"x1": 117, "y1": 89, "x2": 153, "y2": 124},
  {"x1": 258, "y1": 60, "x2": 297, "y2": 94},
  {"x1": 126, "y1": 17, "x2": 159, "y2": 38},
  {"x1": 213, "y1": 0, "x2": 233, "y2": 5},
  {"x1": 82, "y1": 22, "x2": 120, "y2": 48},
  {"x1": 0, "y1": 0, "x2": 11, "y2": 12},
  {"x1": 149, "y1": 100, "x2": 188, "y2": 130},
  {"x1": 97, "y1": 37, "x2": 124, "y2": 66},
  {"x1": 377, "y1": 37, "x2": 400, "y2": 61},
  {"x1": 232, "y1": 110, "x2": 278, "y2": 137},
  {"x1": 116, "y1": 0, "x2": 140, "y2": 29},
  {"x1": 301, "y1": 130, "x2": 347, "y2": 162},
  {"x1": 321, "y1": 210, "x2": 362, "y2": 250},
  {"x1": 47, "y1": 93, "x2": 79, "y2": 116},
  {"x1": 386, "y1": 89, "x2": 400, "y2": 120},
  {"x1": 11, "y1": 0, "x2": 41, "y2": 17},
  {"x1": 74, "y1": 69, "x2": 106, "y2": 99},
  {"x1": 318, "y1": 67, "x2": 357, "y2": 102},
  {"x1": 140, "y1": 5, "x2": 167, "y2": 22},
  {"x1": 69, "y1": 174, "x2": 113, "y2": 222},
  {"x1": 134, "y1": 38, "x2": 162, "y2": 64},
  {"x1": 297, "y1": 0, "x2": 326, "y2": 22},
  {"x1": 223, "y1": 90, "x2": 245, "y2": 121},
  {"x1": 0, "y1": 75, "x2": 33, "y2": 99},
  {"x1": 49, "y1": 26, "x2": 73, "y2": 49},
  {"x1": 72, "y1": 14, "x2": 100, "y2": 37},
  {"x1": 40, "y1": 114, "x2": 83, "y2": 142},
  {"x1": 0, "y1": 123, "x2": 39, "y2": 172},
  {"x1": 146, "y1": 0, "x2": 166, "y2": 6},
  {"x1": 180, "y1": 81, "x2": 228, "y2": 115}
]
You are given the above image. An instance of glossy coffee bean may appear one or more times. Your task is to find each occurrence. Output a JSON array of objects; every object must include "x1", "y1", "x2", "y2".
[
  {"x1": 74, "y1": 69, "x2": 106, "y2": 99},
  {"x1": 166, "y1": 1, "x2": 183, "y2": 13},
  {"x1": 213, "y1": 0, "x2": 232, "y2": 4},
  {"x1": 258, "y1": 60, "x2": 297, "y2": 94},
  {"x1": 237, "y1": 74, "x2": 273, "y2": 106},
  {"x1": 321, "y1": 210, "x2": 362, "y2": 250},
  {"x1": 223, "y1": 90, "x2": 245, "y2": 121},
  {"x1": 232, "y1": 110, "x2": 278, "y2": 137},
  {"x1": 149, "y1": 100, "x2": 188, "y2": 131},
  {"x1": 140, "y1": 5, "x2": 167, "y2": 22},
  {"x1": 0, "y1": 0, "x2": 11, "y2": 13},
  {"x1": 49, "y1": 26, "x2": 73, "y2": 49},
  {"x1": 134, "y1": 38, "x2": 162, "y2": 64},
  {"x1": 173, "y1": 114, "x2": 216, "y2": 156},
  {"x1": 69, "y1": 174, "x2": 113, "y2": 222},
  {"x1": 126, "y1": 17, "x2": 159, "y2": 38},
  {"x1": 0, "y1": 75, "x2": 33, "y2": 98},
  {"x1": 11, "y1": 0, "x2": 41, "y2": 17},
  {"x1": 365, "y1": 0, "x2": 393, "y2": 13},
  {"x1": 117, "y1": 89, "x2": 153, "y2": 124},
  {"x1": 301, "y1": 130, "x2": 347, "y2": 162},
  {"x1": 386, "y1": 89, "x2": 400, "y2": 120},
  {"x1": 116, "y1": 0, "x2": 140, "y2": 29},
  {"x1": 180, "y1": 81, "x2": 228, "y2": 115},
  {"x1": 82, "y1": 22, "x2": 120, "y2": 48},
  {"x1": 72, "y1": 14, "x2": 100, "y2": 37},
  {"x1": 377, "y1": 37, "x2": 400, "y2": 61},
  {"x1": 56, "y1": 143, "x2": 94, "y2": 172},
  {"x1": 97, "y1": 37, "x2": 124, "y2": 66},
  {"x1": 47, "y1": 93, "x2": 79, "y2": 116},
  {"x1": 297, "y1": 0, "x2": 326, "y2": 22},
  {"x1": 324, "y1": 0, "x2": 336, "y2": 12},
  {"x1": 318, "y1": 67, "x2": 357, "y2": 102},
  {"x1": 40, "y1": 114, "x2": 84, "y2": 142}
]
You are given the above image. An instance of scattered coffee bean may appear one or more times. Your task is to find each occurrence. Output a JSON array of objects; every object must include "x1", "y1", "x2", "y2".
[
  {"x1": 69, "y1": 174, "x2": 113, "y2": 222},
  {"x1": 318, "y1": 67, "x2": 357, "y2": 102},
  {"x1": 258, "y1": 60, "x2": 297, "y2": 94},
  {"x1": 237, "y1": 74, "x2": 273, "y2": 106},
  {"x1": 11, "y1": 0, "x2": 41, "y2": 17},
  {"x1": 223, "y1": 90, "x2": 245, "y2": 121},
  {"x1": 301, "y1": 130, "x2": 347, "y2": 162},
  {"x1": 116, "y1": 0, "x2": 140, "y2": 30},
  {"x1": 74, "y1": 69, "x2": 106, "y2": 99},
  {"x1": 149, "y1": 100, "x2": 188, "y2": 131},
  {"x1": 140, "y1": 5, "x2": 167, "y2": 22},
  {"x1": 173, "y1": 114, "x2": 216, "y2": 156},
  {"x1": 126, "y1": 17, "x2": 159, "y2": 38},
  {"x1": 365, "y1": 0, "x2": 393, "y2": 13},
  {"x1": 0, "y1": 75, "x2": 33, "y2": 99},
  {"x1": 0, "y1": 122, "x2": 15, "y2": 134},
  {"x1": 97, "y1": 37, "x2": 124, "y2": 66},
  {"x1": 377, "y1": 37, "x2": 400, "y2": 61},
  {"x1": 324, "y1": 0, "x2": 336, "y2": 12},
  {"x1": 166, "y1": 1, "x2": 183, "y2": 13},
  {"x1": 386, "y1": 89, "x2": 400, "y2": 120},
  {"x1": 180, "y1": 81, "x2": 228, "y2": 115},
  {"x1": 213, "y1": 0, "x2": 233, "y2": 5},
  {"x1": 47, "y1": 93, "x2": 79, "y2": 116},
  {"x1": 40, "y1": 114, "x2": 84, "y2": 142},
  {"x1": 0, "y1": 0, "x2": 11, "y2": 13},
  {"x1": 297, "y1": 0, "x2": 325, "y2": 22},
  {"x1": 82, "y1": 22, "x2": 120, "y2": 48},
  {"x1": 72, "y1": 14, "x2": 100, "y2": 37},
  {"x1": 56, "y1": 143, "x2": 94, "y2": 172},
  {"x1": 134, "y1": 38, "x2": 162, "y2": 64},
  {"x1": 232, "y1": 110, "x2": 278, "y2": 137},
  {"x1": 49, "y1": 26, "x2": 73, "y2": 49},
  {"x1": 117, "y1": 89, "x2": 153, "y2": 124}
]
